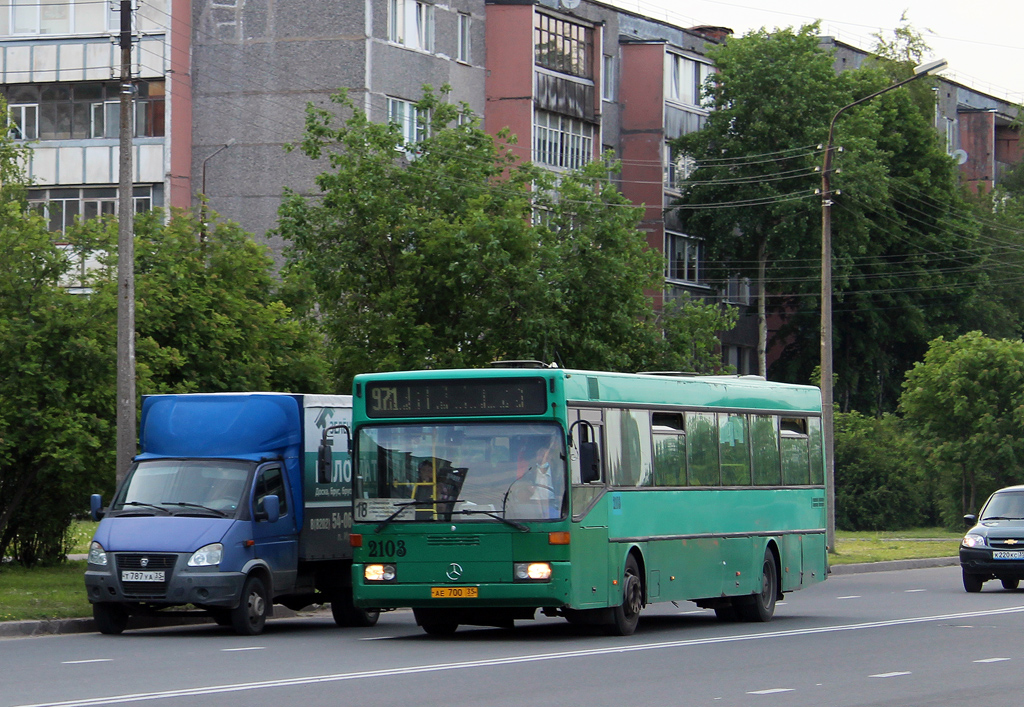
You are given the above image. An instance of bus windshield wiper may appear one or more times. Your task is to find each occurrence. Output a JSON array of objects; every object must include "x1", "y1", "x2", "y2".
[
  {"x1": 375, "y1": 501, "x2": 425, "y2": 532},
  {"x1": 120, "y1": 501, "x2": 171, "y2": 515},
  {"x1": 453, "y1": 508, "x2": 528, "y2": 531},
  {"x1": 163, "y1": 501, "x2": 229, "y2": 518}
]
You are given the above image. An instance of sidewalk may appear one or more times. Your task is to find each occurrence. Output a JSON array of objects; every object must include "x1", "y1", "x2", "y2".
[{"x1": 0, "y1": 557, "x2": 959, "y2": 638}]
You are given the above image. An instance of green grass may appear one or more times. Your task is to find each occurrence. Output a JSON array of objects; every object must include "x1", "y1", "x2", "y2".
[
  {"x1": 0, "y1": 560, "x2": 92, "y2": 622},
  {"x1": 0, "y1": 526, "x2": 964, "y2": 623},
  {"x1": 832, "y1": 528, "x2": 962, "y2": 565}
]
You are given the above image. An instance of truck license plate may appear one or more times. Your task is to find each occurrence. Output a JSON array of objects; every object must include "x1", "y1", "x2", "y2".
[
  {"x1": 430, "y1": 587, "x2": 478, "y2": 598},
  {"x1": 992, "y1": 551, "x2": 1024, "y2": 560},
  {"x1": 122, "y1": 570, "x2": 165, "y2": 582}
]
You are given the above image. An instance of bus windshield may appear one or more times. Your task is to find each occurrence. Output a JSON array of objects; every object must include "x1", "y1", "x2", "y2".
[
  {"x1": 112, "y1": 459, "x2": 253, "y2": 517},
  {"x1": 355, "y1": 422, "x2": 566, "y2": 522}
]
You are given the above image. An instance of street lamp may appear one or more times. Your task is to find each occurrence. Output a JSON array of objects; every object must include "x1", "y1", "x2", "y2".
[
  {"x1": 820, "y1": 58, "x2": 947, "y2": 553},
  {"x1": 199, "y1": 138, "x2": 236, "y2": 238}
]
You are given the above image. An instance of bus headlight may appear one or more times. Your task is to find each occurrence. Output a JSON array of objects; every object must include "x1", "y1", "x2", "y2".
[
  {"x1": 188, "y1": 543, "x2": 223, "y2": 566},
  {"x1": 87, "y1": 541, "x2": 108, "y2": 566},
  {"x1": 513, "y1": 562, "x2": 552, "y2": 582},
  {"x1": 365, "y1": 564, "x2": 396, "y2": 582}
]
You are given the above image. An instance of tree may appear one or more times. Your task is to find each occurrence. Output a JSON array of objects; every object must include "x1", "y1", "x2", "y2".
[
  {"x1": 899, "y1": 332, "x2": 1024, "y2": 525},
  {"x1": 279, "y1": 87, "x2": 735, "y2": 386}
]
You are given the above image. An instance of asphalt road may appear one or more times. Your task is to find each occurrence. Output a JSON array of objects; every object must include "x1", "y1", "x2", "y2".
[{"x1": 6, "y1": 559, "x2": 1024, "y2": 707}]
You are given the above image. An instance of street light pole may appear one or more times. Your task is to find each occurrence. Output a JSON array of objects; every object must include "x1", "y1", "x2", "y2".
[
  {"x1": 199, "y1": 138, "x2": 236, "y2": 238},
  {"x1": 821, "y1": 58, "x2": 947, "y2": 553}
]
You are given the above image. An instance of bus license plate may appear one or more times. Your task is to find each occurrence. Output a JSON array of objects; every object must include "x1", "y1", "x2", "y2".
[
  {"x1": 122, "y1": 570, "x2": 165, "y2": 582},
  {"x1": 992, "y1": 551, "x2": 1024, "y2": 560},
  {"x1": 430, "y1": 587, "x2": 478, "y2": 599}
]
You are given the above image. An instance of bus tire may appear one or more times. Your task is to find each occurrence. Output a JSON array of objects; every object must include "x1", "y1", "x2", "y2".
[
  {"x1": 331, "y1": 591, "x2": 380, "y2": 627},
  {"x1": 231, "y1": 575, "x2": 269, "y2": 635},
  {"x1": 414, "y1": 608, "x2": 458, "y2": 635},
  {"x1": 93, "y1": 603, "x2": 129, "y2": 635},
  {"x1": 962, "y1": 570, "x2": 984, "y2": 593},
  {"x1": 605, "y1": 555, "x2": 643, "y2": 636},
  {"x1": 738, "y1": 549, "x2": 778, "y2": 622}
]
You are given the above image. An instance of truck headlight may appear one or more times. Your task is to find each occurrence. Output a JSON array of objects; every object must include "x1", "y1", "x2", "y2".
[
  {"x1": 962, "y1": 533, "x2": 986, "y2": 549},
  {"x1": 513, "y1": 562, "x2": 552, "y2": 582},
  {"x1": 87, "y1": 541, "x2": 108, "y2": 566},
  {"x1": 188, "y1": 543, "x2": 223, "y2": 567},
  {"x1": 364, "y1": 564, "x2": 396, "y2": 582}
]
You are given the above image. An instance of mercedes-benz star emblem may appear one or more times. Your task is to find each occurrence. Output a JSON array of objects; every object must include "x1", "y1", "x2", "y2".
[
  {"x1": 446, "y1": 563, "x2": 463, "y2": 581},
  {"x1": 140, "y1": 557, "x2": 149, "y2": 568}
]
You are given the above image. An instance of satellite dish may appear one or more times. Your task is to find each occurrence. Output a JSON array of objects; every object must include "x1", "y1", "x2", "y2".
[
  {"x1": 952, "y1": 149, "x2": 969, "y2": 165},
  {"x1": 561, "y1": 0, "x2": 581, "y2": 8}
]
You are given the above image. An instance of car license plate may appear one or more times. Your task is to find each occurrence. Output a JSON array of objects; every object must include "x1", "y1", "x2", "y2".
[
  {"x1": 121, "y1": 570, "x2": 165, "y2": 582},
  {"x1": 430, "y1": 586, "x2": 478, "y2": 599},
  {"x1": 992, "y1": 551, "x2": 1024, "y2": 559}
]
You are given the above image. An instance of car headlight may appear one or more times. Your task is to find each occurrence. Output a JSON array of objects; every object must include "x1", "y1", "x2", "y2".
[
  {"x1": 364, "y1": 564, "x2": 396, "y2": 582},
  {"x1": 87, "y1": 541, "x2": 108, "y2": 566},
  {"x1": 513, "y1": 562, "x2": 552, "y2": 582},
  {"x1": 962, "y1": 533, "x2": 987, "y2": 548},
  {"x1": 188, "y1": 543, "x2": 223, "y2": 567}
]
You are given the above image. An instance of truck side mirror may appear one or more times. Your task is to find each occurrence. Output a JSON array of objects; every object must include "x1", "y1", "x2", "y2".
[
  {"x1": 257, "y1": 494, "x2": 281, "y2": 523},
  {"x1": 579, "y1": 442, "x2": 601, "y2": 484},
  {"x1": 90, "y1": 494, "x2": 104, "y2": 521}
]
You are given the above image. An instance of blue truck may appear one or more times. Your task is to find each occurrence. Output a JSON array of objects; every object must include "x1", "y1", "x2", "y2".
[{"x1": 84, "y1": 392, "x2": 373, "y2": 635}]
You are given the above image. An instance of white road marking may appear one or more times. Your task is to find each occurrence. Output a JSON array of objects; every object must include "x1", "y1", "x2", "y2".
[
  {"x1": 747, "y1": 688, "x2": 794, "y2": 694},
  {"x1": 837, "y1": 595, "x2": 861, "y2": 599},
  {"x1": 869, "y1": 671, "x2": 911, "y2": 678},
  {"x1": 62, "y1": 660, "x2": 113, "y2": 665},
  {"x1": 17, "y1": 605, "x2": 1024, "y2": 707},
  {"x1": 905, "y1": 589, "x2": 927, "y2": 593},
  {"x1": 974, "y1": 657, "x2": 1010, "y2": 663},
  {"x1": 220, "y1": 647, "x2": 265, "y2": 653}
]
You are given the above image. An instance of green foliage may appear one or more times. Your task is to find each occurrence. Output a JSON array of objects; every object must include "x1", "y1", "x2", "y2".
[
  {"x1": 834, "y1": 411, "x2": 933, "y2": 530},
  {"x1": 899, "y1": 332, "x2": 1024, "y2": 525},
  {"x1": 280, "y1": 86, "x2": 735, "y2": 386}
]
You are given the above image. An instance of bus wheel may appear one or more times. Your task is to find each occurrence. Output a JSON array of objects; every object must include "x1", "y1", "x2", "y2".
[
  {"x1": 605, "y1": 555, "x2": 643, "y2": 636},
  {"x1": 93, "y1": 603, "x2": 129, "y2": 635},
  {"x1": 1001, "y1": 578, "x2": 1019, "y2": 590},
  {"x1": 331, "y1": 591, "x2": 380, "y2": 627},
  {"x1": 738, "y1": 549, "x2": 778, "y2": 622},
  {"x1": 231, "y1": 575, "x2": 269, "y2": 635},
  {"x1": 414, "y1": 609, "x2": 458, "y2": 635},
  {"x1": 962, "y1": 570, "x2": 984, "y2": 593},
  {"x1": 714, "y1": 605, "x2": 739, "y2": 622}
]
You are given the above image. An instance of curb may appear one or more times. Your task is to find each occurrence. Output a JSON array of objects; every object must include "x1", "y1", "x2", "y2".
[{"x1": 3, "y1": 559, "x2": 960, "y2": 638}]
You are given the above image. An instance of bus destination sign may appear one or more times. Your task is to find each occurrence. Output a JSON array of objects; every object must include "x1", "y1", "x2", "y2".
[{"x1": 365, "y1": 378, "x2": 548, "y2": 418}]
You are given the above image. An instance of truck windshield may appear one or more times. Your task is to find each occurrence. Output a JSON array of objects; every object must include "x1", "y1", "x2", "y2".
[
  {"x1": 355, "y1": 423, "x2": 566, "y2": 523},
  {"x1": 113, "y1": 459, "x2": 253, "y2": 517}
]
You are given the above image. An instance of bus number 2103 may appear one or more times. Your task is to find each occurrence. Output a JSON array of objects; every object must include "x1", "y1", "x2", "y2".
[{"x1": 367, "y1": 539, "x2": 407, "y2": 558}]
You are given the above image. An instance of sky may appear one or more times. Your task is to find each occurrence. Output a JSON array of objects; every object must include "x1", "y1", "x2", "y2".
[{"x1": 605, "y1": 0, "x2": 1024, "y2": 101}]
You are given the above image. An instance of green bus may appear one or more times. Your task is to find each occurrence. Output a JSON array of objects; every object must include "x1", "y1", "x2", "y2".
[{"x1": 348, "y1": 364, "x2": 827, "y2": 635}]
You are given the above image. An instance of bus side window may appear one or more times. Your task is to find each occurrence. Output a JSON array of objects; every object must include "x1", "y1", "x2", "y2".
[
  {"x1": 568, "y1": 408, "x2": 603, "y2": 484},
  {"x1": 606, "y1": 409, "x2": 653, "y2": 488},
  {"x1": 807, "y1": 417, "x2": 824, "y2": 484},
  {"x1": 751, "y1": 414, "x2": 781, "y2": 486},
  {"x1": 652, "y1": 412, "x2": 685, "y2": 486},
  {"x1": 719, "y1": 413, "x2": 750, "y2": 486},
  {"x1": 686, "y1": 411, "x2": 719, "y2": 486},
  {"x1": 780, "y1": 418, "x2": 810, "y2": 485}
]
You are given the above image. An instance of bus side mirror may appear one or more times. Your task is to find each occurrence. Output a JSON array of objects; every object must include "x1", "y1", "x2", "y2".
[
  {"x1": 317, "y1": 438, "x2": 332, "y2": 483},
  {"x1": 90, "y1": 494, "x2": 104, "y2": 521},
  {"x1": 257, "y1": 494, "x2": 281, "y2": 523},
  {"x1": 579, "y1": 442, "x2": 601, "y2": 484}
]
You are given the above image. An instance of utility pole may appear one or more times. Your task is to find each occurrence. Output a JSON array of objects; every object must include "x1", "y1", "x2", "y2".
[{"x1": 115, "y1": 0, "x2": 135, "y2": 488}]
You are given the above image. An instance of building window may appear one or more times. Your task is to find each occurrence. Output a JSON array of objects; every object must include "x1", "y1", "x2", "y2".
[
  {"x1": 387, "y1": 96, "x2": 426, "y2": 145},
  {"x1": 388, "y1": 0, "x2": 434, "y2": 53},
  {"x1": 0, "y1": 0, "x2": 167, "y2": 35},
  {"x1": 602, "y1": 54, "x2": 616, "y2": 102},
  {"x1": 665, "y1": 231, "x2": 701, "y2": 284},
  {"x1": 2, "y1": 81, "x2": 164, "y2": 140},
  {"x1": 534, "y1": 13, "x2": 592, "y2": 79},
  {"x1": 665, "y1": 53, "x2": 712, "y2": 108},
  {"x1": 457, "y1": 12, "x2": 470, "y2": 63},
  {"x1": 533, "y1": 109, "x2": 593, "y2": 170},
  {"x1": 29, "y1": 185, "x2": 155, "y2": 234},
  {"x1": 664, "y1": 144, "x2": 695, "y2": 192},
  {"x1": 725, "y1": 276, "x2": 751, "y2": 305}
]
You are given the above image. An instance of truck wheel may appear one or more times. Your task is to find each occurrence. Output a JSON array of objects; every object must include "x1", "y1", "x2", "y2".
[
  {"x1": 330, "y1": 591, "x2": 380, "y2": 628},
  {"x1": 231, "y1": 576, "x2": 269, "y2": 635},
  {"x1": 93, "y1": 603, "x2": 129, "y2": 635}
]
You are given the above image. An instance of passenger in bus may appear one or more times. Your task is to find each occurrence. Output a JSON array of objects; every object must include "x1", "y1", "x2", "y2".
[
  {"x1": 414, "y1": 460, "x2": 435, "y2": 520},
  {"x1": 507, "y1": 438, "x2": 564, "y2": 519}
]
